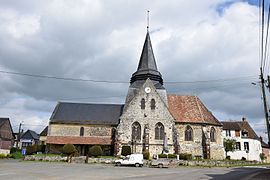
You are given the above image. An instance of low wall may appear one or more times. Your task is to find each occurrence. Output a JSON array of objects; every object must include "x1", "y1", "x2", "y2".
[
  {"x1": 24, "y1": 155, "x2": 67, "y2": 162},
  {"x1": 0, "y1": 149, "x2": 10, "y2": 155}
]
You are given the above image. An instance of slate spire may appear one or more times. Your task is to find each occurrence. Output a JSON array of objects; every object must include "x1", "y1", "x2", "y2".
[{"x1": 130, "y1": 31, "x2": 163, "y2": 85}]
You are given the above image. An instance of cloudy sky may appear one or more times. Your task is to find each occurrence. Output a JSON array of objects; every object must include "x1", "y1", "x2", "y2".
[{"x1": 0, "y1": 0, "x2": 269, "y2": 140}]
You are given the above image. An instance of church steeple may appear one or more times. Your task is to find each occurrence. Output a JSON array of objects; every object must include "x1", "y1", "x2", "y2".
[{"x1": 130, "y1": 31, "x2": 163, "y2": 86}]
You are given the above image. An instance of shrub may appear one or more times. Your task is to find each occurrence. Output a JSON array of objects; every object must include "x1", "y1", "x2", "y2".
[
  {"x1": 158, "y1": 154, "x2": 167, "y2": 158},
  {"x1": 62, "y1": 144, "x2": 76, "y2": 155},
  {"x1": 241, "y1": 157, "x2": 246, "y2": 161},
  {"x1": 179, "y1": 153, "x2": 192, "y2": 160},
  {"x1": 37, "y1": 145, "x2": 46, "y2": 153},
  {"x1": 168, "y1": 154, "x2": 177, "y2": 159},
  {"x1": 260, "y1": 153, "x2": 266, "y2": 161},
  {"x1": 10, "y1": 147, "x2": 18, "y2": 154},
  {"x1": 226, "y1": 156, "x2": 231, "y2": 160},
  {"x1": 11, "y1": 151, "x2": 23, "y2": 159},
  {"x1": 0, "y1": 154, "x2": 6, "y2": 159},
  {"x1": 143, "y1": 151, "x2": 150, "y2": 160},
  {"x1": 121, "y1": 146, "x2": 131, "y2": 156},
  {"x1": 26, "y1": 145, "x2": 37, "y2": 155},
  {"x1": 89, "y1": 145, "x2": 103, "y2": 157}
]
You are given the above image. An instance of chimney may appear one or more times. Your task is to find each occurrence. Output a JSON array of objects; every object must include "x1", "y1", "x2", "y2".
[{"x1": 242, "y1": 117, "x2": 246, "y2": 121}]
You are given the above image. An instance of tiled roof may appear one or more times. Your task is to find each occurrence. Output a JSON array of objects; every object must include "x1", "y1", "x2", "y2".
[
  {"x1": 0, "y1": 118, "x2": 9, "y2": 128},
  {"x1": 50, "y1": 102, "x2": 124, "y2": 125},
  {"x1": 46, "y1": 136, "x2": 112, "y2": 145},
  {"x1": 221, "y1": 120, "x2": 260, "y2": 140},
  {"x1": 221, "y1": 121, "x2": 241, "y2": 130},
  {"x1": 167, "y1": 95, "x2": 221, "y2": 125}
]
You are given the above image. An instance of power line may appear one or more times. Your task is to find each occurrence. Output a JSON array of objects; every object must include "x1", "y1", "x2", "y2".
[
  {"x1": 0, "y1": 69, "x2": 257, "y2": 85},
  {"x1": 0, "y1": 70, "x2": 127, "y2": 84}
]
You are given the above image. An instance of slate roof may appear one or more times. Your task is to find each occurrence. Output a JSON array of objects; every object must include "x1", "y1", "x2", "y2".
[
  {"x1": 130, "y1": 31, "x2": 164, "y2": 87},
  {"x1": 21, "y1": 130, "x2": 39, "y2": 140},
  {"x1": 221, "y1": 120, "x2": 260, "y2": 140},
  {"x1": 168, "y1": 95, "x2": 222, "y2": 126},
  {"x1": 50, "y1": 102, "x2": 124, "y2": 125},
  {"x1": 40, "y1": 126, "x2": 48, "y2": 136}
]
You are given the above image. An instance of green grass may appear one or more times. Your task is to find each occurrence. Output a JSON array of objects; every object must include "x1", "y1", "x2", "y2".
[{"x1": 11, "y1": 152, "x2": 24, "y2": 159}]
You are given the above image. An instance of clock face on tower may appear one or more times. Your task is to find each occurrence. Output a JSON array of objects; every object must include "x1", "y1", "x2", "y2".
[{"x1": 145, "y1": 87, "x2": 151, "y2": 93}]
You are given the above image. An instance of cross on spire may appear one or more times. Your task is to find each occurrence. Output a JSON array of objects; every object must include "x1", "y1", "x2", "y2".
[{"x1": 147, "y1": 10, "x2": 150, "y2": 31}]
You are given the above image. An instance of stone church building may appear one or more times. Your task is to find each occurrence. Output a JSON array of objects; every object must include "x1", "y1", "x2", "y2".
[{"x1": 46, "y1": 31, "x2": 224, "y2": 159}]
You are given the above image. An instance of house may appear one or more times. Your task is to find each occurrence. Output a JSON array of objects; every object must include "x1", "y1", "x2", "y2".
[
  {"x1": 0, "y1": 118, "x2": 14, "y2": 154},
  {"x1": 221, "y1": 118, "x2": 262, "y2": 161},
  {"x1": 47, "y1": 30, "x2": 224, "y2": 159},
  {"x1": 39, "y1": 126, "x2": 48, "y2": 145},
  {"x1": 19, "y1": 130, "x2": 39, "y2": 149}
]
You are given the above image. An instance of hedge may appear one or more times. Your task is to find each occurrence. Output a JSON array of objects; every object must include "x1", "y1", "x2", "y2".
[
  {"x1": 89, "y1": 145, "x2": 103, "y2": 157},
  {"x1": 121, "y1": 146, "x2": 131, "y2": 156}
]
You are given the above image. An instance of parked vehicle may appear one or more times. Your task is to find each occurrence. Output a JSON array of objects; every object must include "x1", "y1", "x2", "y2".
[
  {"x1": 115, "y1": 154, "x2": 144, "y2": 167},
  {"x1": 150, "y1": 159, "x2": 170, "y2": 168}
]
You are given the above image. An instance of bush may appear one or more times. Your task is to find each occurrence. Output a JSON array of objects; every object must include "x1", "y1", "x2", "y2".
[
  {"x1": 143, "y1": 151, "x2": 150, "y2": 160},
  {"x1": 26, "y1": 145, "x2": 38, "y2": 155},
  {"x1": 62, "y1": 144, "x2": 76, "y2": 155},
  {"x1": 11, "y1": 151, "x2": 23, "y2": 159},
  {"x1": 241, "y1": 157, "x2": 246, "y2": 161},
  {"x1": 121, "y1": 146, "x2": 131, "y2": 156},
  {"x1": 168, "y1": 154, "x2": 177, "y2": 159},
  {"x1": 226, "y1": 156, "x2": 231, "y2": 160},
  {"x1": 179, "y1": 153, "x2": 192, "y2": 160},
  {"x1": 89, "y1": 145, "x2": 103, "y2": 157},
  {"x1": 158, "y1": 154, "x2": 167, "y2": 158},
  {"x1": 37, "y1": 145, "x2": 46, "y2": 153},
  {"x1": 0, "y1": 154, "x2": 7, "y2": 159},
  {"x1": 260, "y1": 153, "x2": 266, "y2": 161},
  {"x1": 10, "y1": 147, "x2": 18, "y2": 154}
]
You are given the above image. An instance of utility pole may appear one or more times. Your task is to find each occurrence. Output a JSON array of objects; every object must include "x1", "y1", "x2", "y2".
[
  {"x1": 260, "y1": 68, "x2": 270, "y2": 146},
  {"x1": 16, "y1": 122, "x2": 23, "y2": 148}
]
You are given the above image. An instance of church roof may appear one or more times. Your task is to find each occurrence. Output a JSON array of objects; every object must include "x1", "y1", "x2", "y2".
[
  {"x1": 168, "y1": 95, "x2": 222, "y2": 126},
  {"x1": 50, "y1": 102, "x2": 124, "y2": 125},
  {"x1": 130, "y1": 31, "x2": 163, "y2": 87},
  {"x1": 221, "y1": 120, "x2": 260, "y2": 140}
]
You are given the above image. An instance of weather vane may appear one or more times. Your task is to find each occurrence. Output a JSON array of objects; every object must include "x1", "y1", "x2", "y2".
[{"x1": 147, "y1": 10, "x2": 150, "y2": 31}]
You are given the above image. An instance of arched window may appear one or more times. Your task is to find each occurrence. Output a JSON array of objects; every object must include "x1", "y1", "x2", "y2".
[
  {"x1": 80, "y1": 127, "x2": 84, "y2": 136},
  {"x1": 141, "y1": 98, "x2": 145, "y2": 109},
  {"x1": 185, "y1": 125, "x2": 193, "y2": 141},
  {"x1": 210, "y1": 127, "x2": 216, "y2": 142},
  {"x1": 155, "y1": 122, "x2": 164, "y2": 140},
  {"x1": 151, "y1": 99, "x2": 156, "y2": 110},
  {"x1": 132, "y1": 122, "x2": 141, "y2": 141}
]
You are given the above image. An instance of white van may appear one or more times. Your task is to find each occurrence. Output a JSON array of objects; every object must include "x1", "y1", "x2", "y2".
[{"x1": 115, "y1": 154, "x2": 144, "y2": 167}]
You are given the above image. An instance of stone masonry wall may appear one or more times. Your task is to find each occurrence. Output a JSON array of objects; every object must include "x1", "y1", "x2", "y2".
[
  {"x1": 117, "y1": 79, "x2": 175, "y2": 156},
  {"x1": 48, "y1": 124, "x2": 112, "y2": 137},
  {"x1": 175, "y1": 123, "x2": 224, "y2": 160}
]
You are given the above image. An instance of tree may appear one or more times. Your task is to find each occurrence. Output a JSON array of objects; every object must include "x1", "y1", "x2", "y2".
[
  {"x1": 89, "y1": 145, "x2": 103, "y2": 157},
  {"x1": 223, "y1": 138, "x2": 236, "y2": 158},
  {"x1": 62, "y1": 144, "x2": 76, "y2": 163}
]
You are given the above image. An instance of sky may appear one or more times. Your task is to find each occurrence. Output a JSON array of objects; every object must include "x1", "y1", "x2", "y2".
[{"x1": 0, "y1": 0, "x2": 269, "y2": 141}]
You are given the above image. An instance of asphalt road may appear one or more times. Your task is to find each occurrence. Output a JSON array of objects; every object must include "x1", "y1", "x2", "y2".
[{"x1": 0, "y1": 159, "x2": 269, "y2": 180}]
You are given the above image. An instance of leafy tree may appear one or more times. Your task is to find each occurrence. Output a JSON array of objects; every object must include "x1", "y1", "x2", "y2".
[
  {"x1": 223, "y1": 138, "x2": 236, "y2": 158},
  {"x1": 62, "y1": 144, "x2": 76, "y2": 163},
  {"x1": 89, "y1": 145, "x2": 103, "y2": 157}
]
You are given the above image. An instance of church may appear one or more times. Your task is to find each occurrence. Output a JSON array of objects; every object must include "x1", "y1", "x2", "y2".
[{"x1": 46, "y1": 30, "x2": 224, "y2": 159}]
